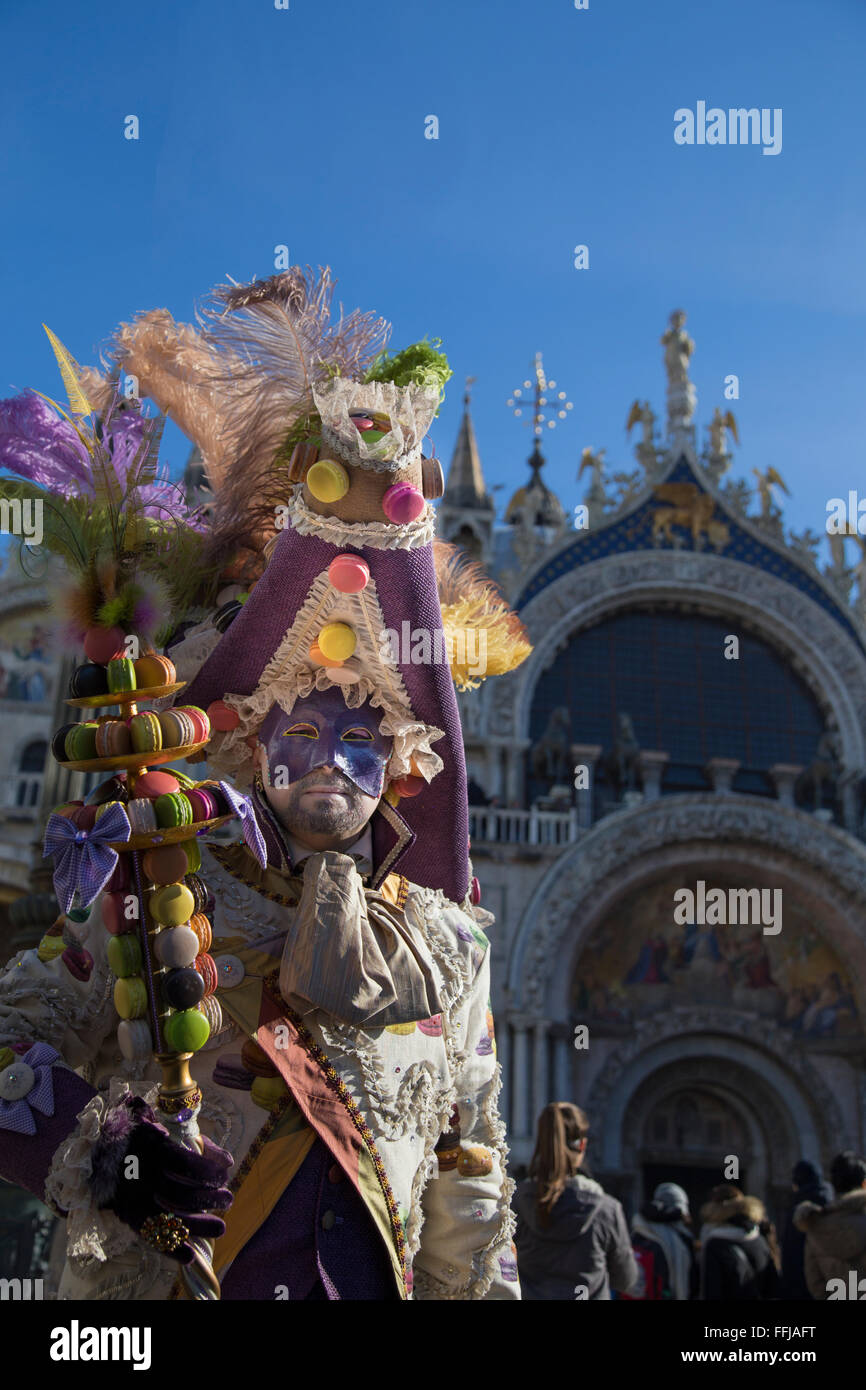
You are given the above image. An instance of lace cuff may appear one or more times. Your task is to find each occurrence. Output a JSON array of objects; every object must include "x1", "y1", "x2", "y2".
[{"x1": 43, "y1": 1077, "x2": 158, "y2": 1265}]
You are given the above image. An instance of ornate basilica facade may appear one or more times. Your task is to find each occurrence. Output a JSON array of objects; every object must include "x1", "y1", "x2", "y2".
[{"x1": 439, "y1": 312, "x2": 866, "y2": 1224}]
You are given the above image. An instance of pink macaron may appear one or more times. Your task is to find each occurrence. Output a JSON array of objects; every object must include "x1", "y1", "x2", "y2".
[
  {"x1": 176, "y1": 706, "x2": 211, "y2": 743},
  {"x1": 101, "y1": 891, "x2": 134, "y2": 936},
  {"x1": 186, "y1": 789, "x2": 218, "y2": 823},
  {"x1": 62, "y1": 946, "x2": 94, "y2": 982},
  {"x1": 95, "y1": 720, "x2": 132, "y2": 758},
  {"x1": 134, "y1": 770, "x2": 180, "y2": 800}
]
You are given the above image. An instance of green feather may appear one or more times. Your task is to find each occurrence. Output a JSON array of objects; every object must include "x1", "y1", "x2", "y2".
[{"x1": 363, "y1": 338, "x2": 452, "y2": 411}]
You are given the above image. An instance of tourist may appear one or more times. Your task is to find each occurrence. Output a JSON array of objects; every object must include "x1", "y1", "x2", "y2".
[
  {"x1": 780, "y1": 1160, "x2": 833, "y2": 1299},
  {"x1": 698, "y1": 1184, "x2": 780, "y2": 1299},
  {"x1": 629, "y1": 1182, "x2": 697, "y2": 1299},
  {"x1": 512, "y1": 1103, "x2": 637, "y2": 1300},
  {"x1": 795, "y1": 1151, "x2": 866, "y2": 1299}
]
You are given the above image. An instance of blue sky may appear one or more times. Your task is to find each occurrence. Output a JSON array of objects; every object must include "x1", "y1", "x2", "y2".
[{"x1": 1, "y1": 0, "x2": 864, "y2": 553}]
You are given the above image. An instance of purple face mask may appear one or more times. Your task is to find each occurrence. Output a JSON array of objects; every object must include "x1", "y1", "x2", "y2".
[{"x1": 259, "y1": 687, "x2": 393, "y2": 798}]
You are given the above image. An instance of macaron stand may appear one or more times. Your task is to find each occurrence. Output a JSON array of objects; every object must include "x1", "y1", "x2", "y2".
[{"x1": 44, "y1": 645, "x2": 240, "y2": 1300}]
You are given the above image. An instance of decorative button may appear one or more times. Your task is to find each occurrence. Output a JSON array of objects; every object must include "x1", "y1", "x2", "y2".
[
  {"x1": 382, "y1": 481, "x2": 425, "y2": 524},
  {"x1": 0, "y1": 1063, "x2": 36, "y2": 1102},
  {"x1": 321, "y1": 1209, "x2": 336, "y2": 1231},
  {"x1": 328, "y1": 554, "x2": 369, "y2": 594},
  {"x1": 318, "y1": 622, "x2": 356, "y2": 663},
  {"x1": 327, "y1": 1163, "x2": 344, "y2": 1185},
  {"x1": 306, "y1": 459, "x2": 349, "y2": 503},
  {"x1": 215, "y1": 954, "x2": 245, "y2": 988}
]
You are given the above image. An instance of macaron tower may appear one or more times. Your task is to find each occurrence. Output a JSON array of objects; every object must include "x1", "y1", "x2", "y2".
[{"x1": 47, "y1": 625, "x2": 232, "y2": 1108}]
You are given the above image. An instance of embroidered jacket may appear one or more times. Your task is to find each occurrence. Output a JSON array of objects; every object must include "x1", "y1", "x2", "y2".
[{"x1": 0, "y1": 800, "x2": 520, "y2": 1301}]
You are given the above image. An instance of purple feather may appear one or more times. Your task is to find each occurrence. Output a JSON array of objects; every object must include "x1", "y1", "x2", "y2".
[{"x1": 0, "y1": 392, "x2": 92, "y2": 493}]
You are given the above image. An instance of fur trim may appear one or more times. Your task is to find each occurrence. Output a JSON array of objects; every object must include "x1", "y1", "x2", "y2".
[
  {"x1": 88, "y1": 1100, "x2": 141, "y2": 1206},
  {"x1": 795, "y1": 1188, "x2": 866, "y2": 1235},
  {"x1": 700, "y1": 1193, "x2": 765, "y2": 1228}
]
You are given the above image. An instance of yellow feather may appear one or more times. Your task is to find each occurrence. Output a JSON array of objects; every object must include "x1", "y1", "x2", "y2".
[
  {"x1": 42, "y1": 324, "x2": 93, "y2": 417},
  {"x1": 433, "y1": 540, "x2": 532, "y2": 692}
]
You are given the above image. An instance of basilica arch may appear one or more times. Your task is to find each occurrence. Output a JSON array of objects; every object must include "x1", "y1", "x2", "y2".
[
  {"x1": 488, "y1": 548, "x2": 866, "y2": 781},
  {"x1": 500, "y1": 793, "x2": 866, "y2": 1177}
]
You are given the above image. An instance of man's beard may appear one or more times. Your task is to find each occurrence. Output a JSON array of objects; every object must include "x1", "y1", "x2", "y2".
[{"x1": 277, "y1": 768, "x2": 368, "y2": 838}]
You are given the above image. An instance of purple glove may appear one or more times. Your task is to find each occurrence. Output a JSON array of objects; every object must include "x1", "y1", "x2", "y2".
[{"x1": 90, "y1": 1095, "x2": 233, "y2": 1265}]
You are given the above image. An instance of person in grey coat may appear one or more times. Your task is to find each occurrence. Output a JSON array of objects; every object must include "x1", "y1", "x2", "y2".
[{"x1": 512, "y1": 1102, "x2": 638, "y2": 1300}]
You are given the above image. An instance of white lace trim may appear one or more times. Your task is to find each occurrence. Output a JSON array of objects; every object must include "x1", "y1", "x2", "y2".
[
  {"x1": 204, "y1": 566, "x2": 445, "y2": 785},
  {"x1": 312, "y1": 379, "x2": 439, "y2": 472},
  {"x1": 285, "y1": 483, "x2": 435, "y2": 549},
  {"x1": 44, "y1": 1077, "x2": 158, "y2": 1266},
  {"x1": 165, "y1": 618, "x2": 222, "y2": 691}
]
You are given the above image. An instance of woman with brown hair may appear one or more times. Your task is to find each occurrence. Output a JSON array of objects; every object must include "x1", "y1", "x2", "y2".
[{"x1": 512, "y1": 1103, "x2": 637, "y2": 1300}]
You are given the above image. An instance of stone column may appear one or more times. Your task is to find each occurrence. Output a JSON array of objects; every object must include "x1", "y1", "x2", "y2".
[
  {"x1": 769, "y1": 763, "x2": 803, "y2": 808},
  {"x1": 505, "y1": 739, "x2": 531, "y2": 807},
  {"x1": 510, "y1": 1017, "x2": 531, "y2": 1140},
  {"x1": 704, "y1": 757, "x2": 740, "y2": 793},
  {"x1": 838, "y1": 770, "x2": 860, "y2": 834},
  {"x1": 531, "y1": 1019, "x2": 550, "y2": 1131},
  {"x1": 551, "y1": 1024, "x2": 572, "y2": 1101},
  {"x1": 637, "y1": 750, "x2": 669, "y2": 800},
  {"x1": 570, "y1": 743, "x2": 603, "y2": 828},
  {"x1": 485, "y1": 743, "x2": 503, "y2": 803}
]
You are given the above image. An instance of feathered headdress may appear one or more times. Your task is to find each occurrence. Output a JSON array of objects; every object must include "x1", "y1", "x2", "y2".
[{"x1": 74, "y1": 266, "x2": 528, "y2": 902}]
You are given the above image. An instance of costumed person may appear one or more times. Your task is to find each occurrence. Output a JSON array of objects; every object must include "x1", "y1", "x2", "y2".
[{"x1": 0, "y1": 270, "x2": 531, "y2": 1300}]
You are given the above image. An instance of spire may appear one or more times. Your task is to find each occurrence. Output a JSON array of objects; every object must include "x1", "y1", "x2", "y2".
[
  {"x1": 504, "y1": 354, "x2": 570, "y2": 530},
  {"x1": 442, "y1": 378, "x2": 495, "y2": 513}
]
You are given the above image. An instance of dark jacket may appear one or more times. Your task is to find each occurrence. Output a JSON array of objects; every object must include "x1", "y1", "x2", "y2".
[
  {"x1": 700, "y1": 1194, "x2": 780, "y2": 1300},
  {"x1": 780, "y1": 1165, "x2": 833, "y2": 1299},
  {"x1": 513, "y1": 1173, "x2": 638, "y2": 1300},
  {"x1": 632, "y1": 1201, "x2": 698, "y2": 1299},
  {"x1": 794, "y1": 1189, "x2": 866, "y2": 1300}
]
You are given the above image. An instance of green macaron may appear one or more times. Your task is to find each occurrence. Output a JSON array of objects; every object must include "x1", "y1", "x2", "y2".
[
  {"x1": 66, "y1": 723, "x2": 101, "y2": 760},
  {"x1": 106, "y1": 658, "x2": 137, "y2": 693},
  {"x1": 154, "y1": 792, "x2": 193, "y2": 829},
  {"x1": 107, "y1": 933, "x2": 142, "y2": 978},
  {"x1": 163, "y1": 1008, "x2": 210, "y2": 1053}
]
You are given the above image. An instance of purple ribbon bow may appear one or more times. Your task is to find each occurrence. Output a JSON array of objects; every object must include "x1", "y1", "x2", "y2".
[
  {"x1": 42, "y1": 804, "x2": 131, "y2": 912},
  {"x1": 0, "y1": 1042, "x2": 60, "y2": 1136},
  {"x1": 218, "y1": 781, "x2": 267, "y2": 868}
]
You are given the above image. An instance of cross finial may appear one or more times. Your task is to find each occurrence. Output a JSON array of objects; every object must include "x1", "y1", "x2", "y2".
[{"x1": 506, "y1": 354, "x2": 573, "y2": 440}]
